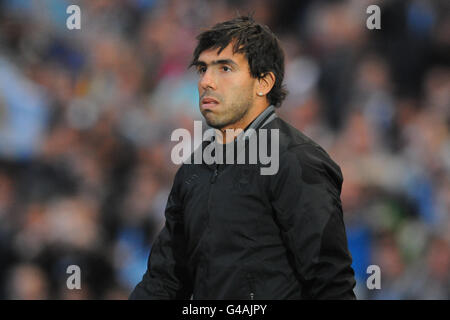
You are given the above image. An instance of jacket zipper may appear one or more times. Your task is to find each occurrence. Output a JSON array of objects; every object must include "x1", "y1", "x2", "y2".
[
  {"x1": 204, "y1": 164, "x2": 219, "y2": 294},
  {"x1": 210, "y1": 165, "x2": 219, "y2": 184},
  {"x1": 246, "y1": 273, "x2": 255, "y2": 300}
]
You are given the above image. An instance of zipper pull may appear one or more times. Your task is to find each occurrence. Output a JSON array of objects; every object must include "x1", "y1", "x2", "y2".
[
  {"x1": 210, "y1": 167, "x2": 219, "y2": 184},
  {"x1": 247, "y1": 273, "x2": 255, "y2": 300}
]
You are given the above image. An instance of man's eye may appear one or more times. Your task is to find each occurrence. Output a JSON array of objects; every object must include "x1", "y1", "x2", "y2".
[
  {"x1": 197, "y1": 67, "x2": 206, "y2": 74},
  {"x1": 222, "y1": 66, "x2": 231, "y2": 72}
]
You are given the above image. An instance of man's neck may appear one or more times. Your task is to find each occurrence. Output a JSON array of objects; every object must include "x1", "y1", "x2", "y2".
[{"x1": 217, "y1": 103, "x2": 270, "y2": 144}]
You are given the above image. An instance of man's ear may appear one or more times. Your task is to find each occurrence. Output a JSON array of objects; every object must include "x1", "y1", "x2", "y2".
[{"x1": 256, "y1": 72, "x2": 276, "y2": 96}]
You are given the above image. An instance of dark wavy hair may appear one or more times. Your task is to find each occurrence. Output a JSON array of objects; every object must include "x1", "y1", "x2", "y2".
[{"x1": 189, "y1": 15, "x2": 288, "y2": 108}]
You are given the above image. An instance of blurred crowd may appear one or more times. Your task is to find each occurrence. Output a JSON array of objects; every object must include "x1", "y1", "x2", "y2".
[{"x1": 0, "y1": 0, "x2": 448, "y2": 299}]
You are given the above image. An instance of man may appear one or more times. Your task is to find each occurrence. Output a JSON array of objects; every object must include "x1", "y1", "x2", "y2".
[{"x1": 130, "y1": 16, "x2": 356, "y2": 300}]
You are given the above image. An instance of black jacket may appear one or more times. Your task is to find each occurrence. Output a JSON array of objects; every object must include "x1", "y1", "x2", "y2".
[{"x1": 130, "y1": 108, "x2": 356, "y2": 300}]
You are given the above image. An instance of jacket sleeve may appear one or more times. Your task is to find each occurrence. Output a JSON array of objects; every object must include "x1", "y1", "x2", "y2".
[
  {"x1": 269, "y1": 144, "x2": 356, "y2": 299},
  {"x1": 129, "y1": 167, "x2": 192, "y2": 300}
]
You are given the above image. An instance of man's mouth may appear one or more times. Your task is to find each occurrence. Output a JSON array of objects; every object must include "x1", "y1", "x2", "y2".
[{"x1": 201, "y1": 97, "x2": 219, "y2": 109}]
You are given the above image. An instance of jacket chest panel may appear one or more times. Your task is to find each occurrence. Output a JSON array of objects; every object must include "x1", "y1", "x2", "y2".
[{"x1": 182, "y1": 165, "x2": 270, "y2": 250}]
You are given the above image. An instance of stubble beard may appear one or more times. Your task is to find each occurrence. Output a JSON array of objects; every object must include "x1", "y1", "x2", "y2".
[{"x1": 202, "y1": 94, "x2": 254, "y2": 130}]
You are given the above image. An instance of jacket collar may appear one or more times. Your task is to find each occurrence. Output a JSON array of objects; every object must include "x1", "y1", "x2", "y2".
[
  {"x1": 209, "y1": 105, "x2": 277, "y2": 167},
  {"x1": 242, "y1": 105, "x2": 277, "y2": 141},
  {"x1": 188, "y1": 105, "x2": 278, "y2": 169}
]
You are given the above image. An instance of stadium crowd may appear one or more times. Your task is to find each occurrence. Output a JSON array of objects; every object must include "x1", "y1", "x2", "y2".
[{"x1": 0, "y1": 0, "x2": 448, "y2": 299}]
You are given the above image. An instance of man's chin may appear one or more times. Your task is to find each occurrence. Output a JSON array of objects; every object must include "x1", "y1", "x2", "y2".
[
  {"x1": 205, "y1": 119, "x2": 224, "y2": 130},
  {"x1": 202, "y1": 113, "x2": 225, "y2": 129}
]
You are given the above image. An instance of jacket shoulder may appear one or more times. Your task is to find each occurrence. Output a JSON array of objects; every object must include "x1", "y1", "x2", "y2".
[
  {"x1": 266, "y1": 117, "x2": 343, "y2": 190},
  {"x1": 263, "y1": 117, "x2": 322, "y2": 152}
]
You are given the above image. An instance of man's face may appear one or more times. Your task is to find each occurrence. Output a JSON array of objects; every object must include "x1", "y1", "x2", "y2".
[{"x1": 195, "y1": 43, "x2": 257, "y2": 130}]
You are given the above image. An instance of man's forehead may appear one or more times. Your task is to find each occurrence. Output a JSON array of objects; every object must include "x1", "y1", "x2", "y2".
[{"x1": 198, "y1": 43, "x2": 246, "y2": 63}]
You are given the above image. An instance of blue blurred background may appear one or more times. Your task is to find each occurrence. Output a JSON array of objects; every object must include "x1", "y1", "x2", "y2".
[{"x1": 0, "y1": 0, "x2": 448, "y2": 299}]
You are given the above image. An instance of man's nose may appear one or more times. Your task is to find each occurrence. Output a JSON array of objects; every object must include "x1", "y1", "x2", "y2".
[{"x1": 199, "y1": 69, "x2": 216, "y2": 91}]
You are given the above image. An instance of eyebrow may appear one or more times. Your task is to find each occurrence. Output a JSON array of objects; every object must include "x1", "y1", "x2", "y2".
[{"x1": 194, "y1": 59, "x2": 239, "y2": 69}]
